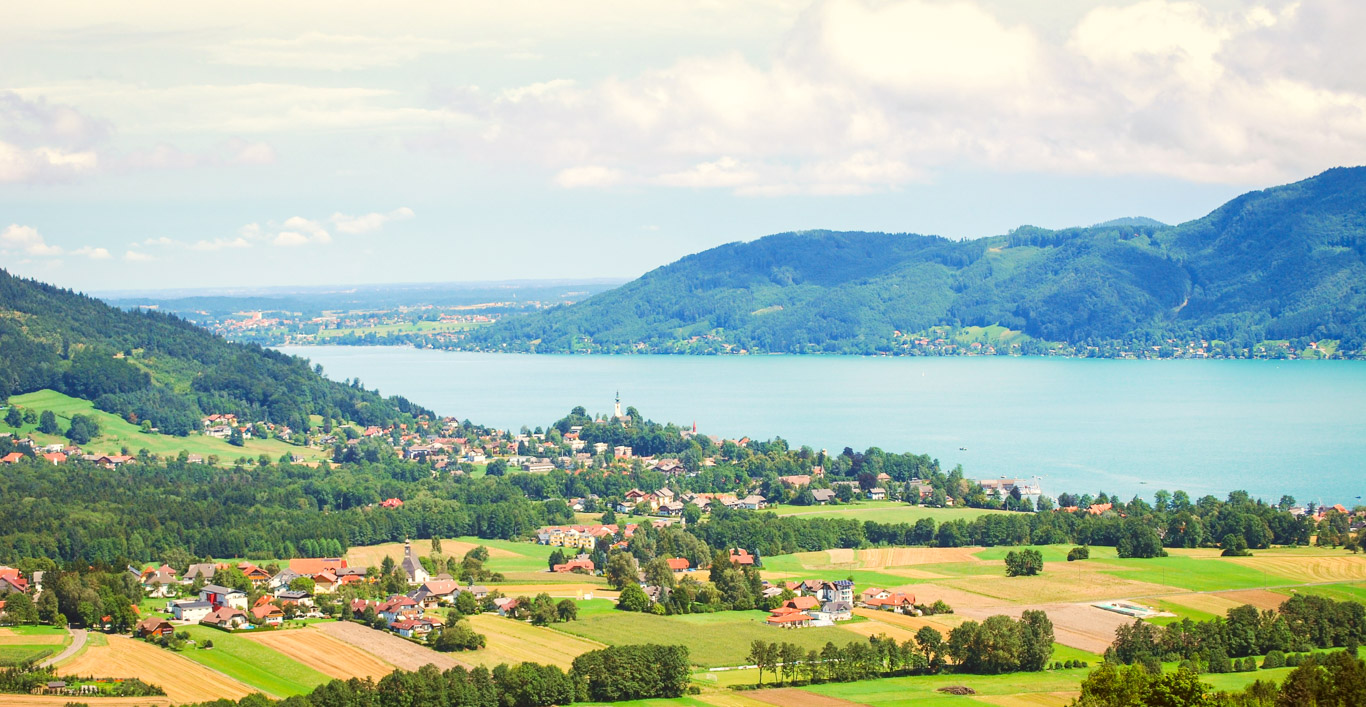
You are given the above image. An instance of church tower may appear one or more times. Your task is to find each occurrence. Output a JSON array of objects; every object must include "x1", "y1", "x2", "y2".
[{"x1": 614, "y1": 391, "x2": 622, "y2": 419}]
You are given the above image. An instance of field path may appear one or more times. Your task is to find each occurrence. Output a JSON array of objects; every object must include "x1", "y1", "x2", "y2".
[
  {"x1": 40, "y1": 628, "x2": 83, "y2": 667},
  {"x1": 318, "y1": 620, "x2": 465, "y2": 672}
]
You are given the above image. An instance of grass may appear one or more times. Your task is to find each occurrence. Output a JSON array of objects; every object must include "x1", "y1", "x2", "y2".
[
  {"x1": 179, "y1": 625, "x2": 332, "y2": 697},
  {"x1": 1102, "y1": 554, "x2": 1292, "y2": 593},
  {"x1": 758, "y1": 553, "x2": 939, "y2": 589},
  {"x1": 557, "y1": 610, "x2": 866, "y2": 668},
  {"x1": 1272, "y1": 583, "x2": 1366, "y2": 603},
  {"x1": 8, "y1": 390, "x2": 326, "y2": 464},
  {"x1": 5, "y1": 625, "x2": 68, "y2": 636},
  {"x1": 0, "y1": 645, "x2": 55, "y2": 665},
  {"x1": 766, "y1": 502, "x2": 1008, "y2": 524},
  {"x1": 803, "y1": 667, "x2": 1092, "y2": 705}
]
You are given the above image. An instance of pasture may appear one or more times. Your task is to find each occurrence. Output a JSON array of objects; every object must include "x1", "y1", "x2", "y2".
[{"x1": 8, "y1": 390, "x2": 325, "y2": 463}]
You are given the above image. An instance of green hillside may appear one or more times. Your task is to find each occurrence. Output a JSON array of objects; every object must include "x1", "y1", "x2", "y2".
[
  {"x1": 458, "y1": 167, "x2": 1366, "y2": 356},
  {"x1": 0, "y1": 269, "x2": 429, "y2": 437}
]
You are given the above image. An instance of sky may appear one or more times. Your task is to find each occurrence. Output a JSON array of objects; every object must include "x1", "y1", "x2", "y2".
[{"x1": 2, "y1": 0, "x2": 1364, "y2": 292}]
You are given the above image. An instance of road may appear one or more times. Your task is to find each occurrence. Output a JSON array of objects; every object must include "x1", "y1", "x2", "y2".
[{"x1": 39, "y1": 627, "x2": 85, "y2": 668}]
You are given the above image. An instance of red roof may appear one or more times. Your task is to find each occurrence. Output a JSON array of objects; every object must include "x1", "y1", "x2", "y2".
[
  {"x1": 0, "y1": 453, "x2": 24, "y2": 464},
  {"x1": 729, "y1": 549, "x2": 755, "y2": 566},
  {"x1": 785, "y1": 596, "x2": 820, "y2": 611},
  {"x1": 289, "y1": 558, "x2": 347, "y2": 575},
  {"x1": 766, "y1": 612, "x2": 812, "y2": 624},
  {"x1": 665, "y1": 558, "x2": 690, "y2": 571},
  {"x1": 380, "y1": 498, "x2": 403, "y2": 508},
  {"x1": 552, "y1": 558, "x2": 595, "y2": 573}
]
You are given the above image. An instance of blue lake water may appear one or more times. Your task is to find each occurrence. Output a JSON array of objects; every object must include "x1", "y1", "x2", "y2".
[{"x1": 279, "y1": 346, "x2": 1366, "y2": 505}]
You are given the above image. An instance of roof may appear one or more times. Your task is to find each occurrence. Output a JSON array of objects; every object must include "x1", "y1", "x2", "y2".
[
  {"x1": 289, "y1": 558, "x2": 346, "y2": 575},
  {"x1": 252, "y1": 604, "x2": 284, "y2": 619},
  {"x1": 786, "y1": 596, "x2": 820, "y2": 611},
  {"x1": 174, "y1": 601, "x2": 212, "y2": 610},
  {"x1": 665, "y1": 558, "x2": 690, "y2": 571},
  {"x1": 201, "y1": 584, "x2": 244, "y2": 596},
  {"x1": 766, "y1": 612, "x2": 812, "y2": 624}
]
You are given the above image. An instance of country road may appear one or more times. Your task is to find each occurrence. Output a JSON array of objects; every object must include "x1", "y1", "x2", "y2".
[{"x1": 40, "y1": 627, "x2": 85, "y2": 667}]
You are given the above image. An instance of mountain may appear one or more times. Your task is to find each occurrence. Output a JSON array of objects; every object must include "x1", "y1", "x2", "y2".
[
  {"x1": 0, "y1": 270, "x2": 428, "y2": 434},
  {"x1": 458, "y1": 167, "x2": 1366, "y2": 356}
]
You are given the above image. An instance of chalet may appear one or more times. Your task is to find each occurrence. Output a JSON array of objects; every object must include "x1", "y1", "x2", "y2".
[
  {"x1": 0, "y1": 568, "x2": 30, "y2": 594},
  {"x1": 95, "y1": 454, "x2": 134, "y2": 468},
  {"x1": 312, "y1": 571, "x2": 341, "y2": 594},
  {"x1": 400, "y1": 541, "x2": 430, "y2": 585},
  {"x1": 237, "y1": 563, "x2": 272, "y2": 586},
  {"x1": 201, "y1": 606, "x2": 249, "y2": 630},
  {"x1": 810, "y1": 489, "x2": 836, "y2": 505},
  {"x1": 813, "y1": 601, "x2": 854, "y2": 622},
  {"x1": 738, "y1": 495, "x2": 767, "y2": 510},
  {"x1": 865, "y1": 592, "x2": 915, "y2": 613},
  {"x1": 657, "y1": 500, "x2": 685, "y2": 516},
  {"x1": 552, "y1": 558, "x2": 595, "y2": 574},
  {"x1": 170, "y1": 600, "x2": 213, "y2": 623},
  {"x1": 140, "y1": 565, "x2": 179, "y2": 597},
  {"x1": 251, "y1": 604, "x2": 285, "y2": 627},
  {"x1": 784, "y1": 596, "x2": 821, "y2": 612},
  {"x1": 860, "y1": 587, "x2": 890, "y2": 603},
  {"x1": 728, "y1": 548, "x2": 756, "y2": 566},
  {"x1": 867, "y1": 487, "x2": 887, "y2": 501},
  {"x1": 392, "y1": 617, "x2": 438, "y2": 639},
  {"x1": 135, "y1": 617, "x2": 174, "y2": 638},
  {"x1": 200, "y1": 584, "x2": 248, "y2": 610},
  {"x1": 410, "y1": 580, "x2": 460, "y2": 608}
]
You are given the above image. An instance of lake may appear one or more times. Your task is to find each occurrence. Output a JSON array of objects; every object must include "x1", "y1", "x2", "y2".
[{"x1": 279, "y1": 346, "x2": 1366, "y2": 505}]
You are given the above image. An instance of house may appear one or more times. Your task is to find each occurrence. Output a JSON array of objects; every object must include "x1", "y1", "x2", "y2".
[
  {"x1": 817, "y1": 580, "x2": 855, "y2": 605},
  {"x1": 140, "y1": 565, "x2": 180, "y2": 597},
  {"x1": 784, "y1": 596, "x2": 821, "y2": 612},
  {"x1": 613, "y1": 446, "x2": 633, "y2": 459},
  {"x1": 494, "y1": 597, "x2": 520, "y2": 617},
  {"x1": 766, "y1": 606, "x2": 813, "y2": 628},
  {"x1": 410, "y1": 580, "x2": 460, "y2": 608},
  {"x1": 738, "y1": 495, "x2": 767, "y2": 510},
  {"x1": 868, "y1": 487, "x2": 887, "y2": 501},
  {"x1": 288, "y1": 558, "x2": 347, "y2": 576},
  {"x1": 312, "y1": 571, "x2": 341, "y2": 594},
  {"x1": 183, "y1": 563, "x2": 217, "y2": 584},
  {"x1": 200, "y1": 584, "x2": 248, "y2": 610},
  {"x1": 251, "y1": 604, "x2": 285, "y2": 627},
  {"x1": 865, "y1": 592, "x2": 916, "y2": 613},
  {"x1": 552, "y1": 558, "x2": 595, "y2": 574},
  {"x1": 779, "y1": 474, "x2": 812, "y2": 487},
  {"x1": 810, "y1": 489, "x2": 836, "y2": 505},
  {"x1": 665, "y1": 558, "x2": 690, "y2": 571},
  {"x1": 761, "y1": 585, "x2": 785, "y2": 599},
  {"x1": 729, "y1": 548, "x2": 756, "y2": 566},
  {"x1": 860, "y1": 587, "x2": 890, "y2": 603},
  {"x1": 400, "y1": 541, "x2": 430, "y2": 585},
  {"x1": 814, "y1": 601, "x2": 854, "y2": 622},
  {"x1": 95, "y1": 454, "x2": 134, "y2": 468},
  {"x1": 41, "y1": 452, "x2": 66, "y2": 464},
  {"x1": 0, "y1": 568, "x2": 30, "y2": 594},
  {"x1": 380, "y1": 498, "x2": 404, "y2": 509},
  {"x1": 274, "y1": 590, "x2": 312, "y2": 607},
  {"x1": 377, "y1": 596, "x2": 421, "y2": 624},
  {"x1": 136, "y1": 617, "x2": 174, "y2": 638},
  {"x1": 169, "y1": 600, "x2": 213, "y2": 623},
  {"x1": 237, "y1": 563, "x2": 272, "y2": 586},
  {"x1": 391, "y1": 618, "x2": 438, "y2": 639},
  {"x1": 201, "y1": 606, "x2": 249, "y2": 630}
]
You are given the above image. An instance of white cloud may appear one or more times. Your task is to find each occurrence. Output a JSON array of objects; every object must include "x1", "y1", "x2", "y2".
[
  {"x1": 190, "y1": 237, "x2": 252, "y2": 251},
  {"x1": 226, "y1": 139, "x2": 276, "y2": 165},
  {"x1": 0, "y1": 225, "x2": 62, "y2": 256},
  {"x1": 208, "y1": 32, "x2": 456, "y2": 71},
  {"x1": 426, "y1": 0, "x2": 1366, "y2": 191},
  {"x1": 329, "y1": 207, "x2": 414, "y2": 234},
  {"x1": 123, "y1": 250, "x2": 152, "y2": 262},
  {"x1": 553, "y1": 165, "x2": 623, "y2": 189},
  {"x1": 72, "y1": 246, "x2": 112, "y2": 259}
]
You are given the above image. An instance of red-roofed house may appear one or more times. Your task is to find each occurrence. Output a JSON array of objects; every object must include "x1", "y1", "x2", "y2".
[
  {"x1": 0, "y1": 453, "x2": 24, "y2": 464},
  {"x1": 729, "y1": 549, "x2": 756, "y2": 566},
  {"x1": 665, "y1": 558, "x2": 690, "y2": 571},
  {"x1": 380, "y1": 498, "x2": 404, "y2": 509},
  {"x1": 552, "y1": 558, "x2": 595, "y2": 573}
]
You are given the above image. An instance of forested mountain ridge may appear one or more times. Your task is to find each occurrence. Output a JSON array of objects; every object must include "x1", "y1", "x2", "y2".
[
  {"x1": 458, "y1": 167, "x2": 1366, "y2": 357},
  {"x1": 0, "y1": 269, "x2": 428, "y2": 434}
]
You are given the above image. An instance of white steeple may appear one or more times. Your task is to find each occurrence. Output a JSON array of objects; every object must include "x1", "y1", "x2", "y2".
[{"x1": 614, "y1": 391, "x2": 622, "y2": 419}]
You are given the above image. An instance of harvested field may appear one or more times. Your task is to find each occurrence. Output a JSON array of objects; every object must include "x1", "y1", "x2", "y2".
[
  {"x1": 694, "y1": 692, "x2": 781, "y2": 707},
  {"x1": 317, "y1": 620, "x2": 463, "y2": 672},
  {"x1": 245, "y1": 627, "x2": 394, "y2": 680},
  {"x1": 957, "y1": 603, "x2": 1129, "y2": 655},
  {"x1": 58, "y1": 634, "x2": 256, "y2": 704},
  {"x1": 462, "y1": 614, "x2": 604, "y2": 668},
  {"x1": 859, "y1": 547, "x2": 983, "y2": 568},
  {"x1": 747, "y1": 687, "x2": 866, "y2": 707},
  {"x1": 852, "y1": 608, "x2": 964, "y2": 634},
  {"x1": 1215, "y1": 589, "x2": 1291, "y2": 610},
  {"x1": 940, "y1": 571, "x2": 1176, "y2": 605},
  {"x1": 886, "y1": 582, "x2": 1003, "y2": 609},
  {"x1": 1227, "y1": 555, "x2": 1366, "y2": 584},
  {"x1": 346, "y1": 539, "x2": 518, "y2": 568},
  {"x1": 879, "y1": 568, "x2": 950, "y2": 579},
  {"x1": 1159, "y1": 593, "x2": 1244, "y2": 617},
  {"x1": 0, "y1": 631, "x2": 64, "y2": 645},
  {"x1": 1163, "y1": 548, "x2": 1226, "y2": 558}
]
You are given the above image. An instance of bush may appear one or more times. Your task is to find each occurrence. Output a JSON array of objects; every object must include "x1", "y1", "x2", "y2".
[
  {"x1": 1067, "y1": 546, "x2": 1090, "y2": 561},
  {"x1": 1004, "y1": 549, "x2": 1044, "y2": 577},
  {"x1": 1263, "y1": 650, "x2": 1286, "y2": 669}
]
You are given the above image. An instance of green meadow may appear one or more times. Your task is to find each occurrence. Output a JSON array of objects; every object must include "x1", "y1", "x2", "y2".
[{"x1": 180, "y1": 625, "x2": 331, "y2": 697}]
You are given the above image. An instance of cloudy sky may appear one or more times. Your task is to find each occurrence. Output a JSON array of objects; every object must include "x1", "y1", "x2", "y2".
[{"x1": 3, "y1": 0, "x2": 1364, "y2": 292}]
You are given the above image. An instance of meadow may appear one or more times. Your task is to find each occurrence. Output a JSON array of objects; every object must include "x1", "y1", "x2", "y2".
[
  {"x1": 766, "y1": 501, "x2": 1007, "y2": 524},
  {"x1": 178, "y1": 625, "x2": 332, "y2": 697},
  {"x1": 7, "y1": 390, "x2": 326, "y2": 463}
]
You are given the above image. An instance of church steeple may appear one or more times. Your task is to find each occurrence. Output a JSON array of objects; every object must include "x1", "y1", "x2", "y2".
[{"x1": 614, "y1": 391, "x2": 622, "y2": 419}]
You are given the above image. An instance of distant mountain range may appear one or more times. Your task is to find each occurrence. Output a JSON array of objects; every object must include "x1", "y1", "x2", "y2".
[{"x1": 457, "y1": 167, "x2": 1366, "y2": 357}]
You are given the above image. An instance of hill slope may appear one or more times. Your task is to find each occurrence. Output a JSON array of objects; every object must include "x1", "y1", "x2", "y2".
[
  {"x1": 459, "y1": 168, "x2": 1366, "y2": 356},
  {"x1": 0, "y1": 270, "x2": 428, "y2": 434}
]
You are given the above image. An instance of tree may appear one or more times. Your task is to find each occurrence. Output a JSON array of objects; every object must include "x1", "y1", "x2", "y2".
[
  {"x1": 605, "y1": 552, "x2": 639, "y2": 590},
  {"x1": 643, "y1": 557, "x2": 676, "y2": 590},
  {"x1": 779, "y1": 642, "x2": 803, "y2": 684},
  {"x1": 618, "y1": 583, "x2": 651, "y2": 612},
  {"x1": 556, "y1": 599, "x2": 578, "y2": 622},
  {"x1": 748, "y1": 640, "x2": 776, "y2": 685},
  {"x1": 529, "y1": 592, "x2": 557, "y2": 626},
  {"x1": 485, "y1": 459, "x2": 507, "y2": 476},
  {"x1": 547, "y1": 548, "x2": 566, "y2": 571},
  {"x1": 4, "y1": 406, "x2": 20, "y2": 428},
  {"x1": 1116, "y1": 519, "x2": 1167, "y2": 558},
  {"x1": 37, "y1": 590, "x2": 60, "y2": 625},
  {"x1": 228, "y1": 427, "x2": 245, "y2": 447},
  {"x1": 1005, "y1": 549, "x2": 1044, "y2": 577},
  {"x1": 2, "y1": 592, "x2": 38, "y2": 624},
  {"x1": 1018, "y1": 610, "x2": 1054, "y2": 671},
  {"x1": 1220, "y1": 533, "x2": 1251, "y2": 557},
  {"x1": 289, "y1": 576, "x2": 316, "y2": 594},
  {"x1": 1067, "y1": 546, "x2": 1090, "y2": 561},
  {"x1": 915, "y1": 625, "x2": 944, "y2": 669},
  {"x1": 37, "y1": 410, "x2": 59, "y2": 435}
]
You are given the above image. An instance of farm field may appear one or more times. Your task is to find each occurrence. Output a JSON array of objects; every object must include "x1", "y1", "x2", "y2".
[
  {"x1": 57, "y1": 633, "x2": 257, "y2": 704},
  {"x1": 461, "y1": 614, "x2": 604, "y2": 668},
  {"x1": 7, "y1": 390, "x2": 326, "y2": 463},
  {"x1": 317, "y1": 620, "x2": 464, "y2": 672},
  {"x1": 557, "y1": 610, "x2": 865, "y2": 668},
  {"x1": 0, "y1": 626, "x2": 68, "y2": 666},
  {"x1": 178, "y1": 625, "x2": 332, "y2": 697},
  {"x1": 243, "y1": 626, "x2": 395, "y2": 680}
]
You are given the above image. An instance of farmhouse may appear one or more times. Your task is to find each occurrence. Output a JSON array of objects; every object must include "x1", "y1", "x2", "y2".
[
  {"x1": 136, "y1": 617, "x2": 174, "y2": 638},
  {"x1": 766, "y1": 606, "x2": 813, "y2": 628},
  {"x1": 728, "y1": 548, "x2": 756, "y2": 566},
  {"x1": 251, "y1": 604, "x2": 285, "y2": 627},
  {"x1": 552, "y1": 558, "x2": 595, "y2": 573},
  {"x1": 391, "y1": 617, "x2": 438, "y2": 639},
  {"x1": 201, "y1": 606, "x2": 249, "y2": 630}
]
